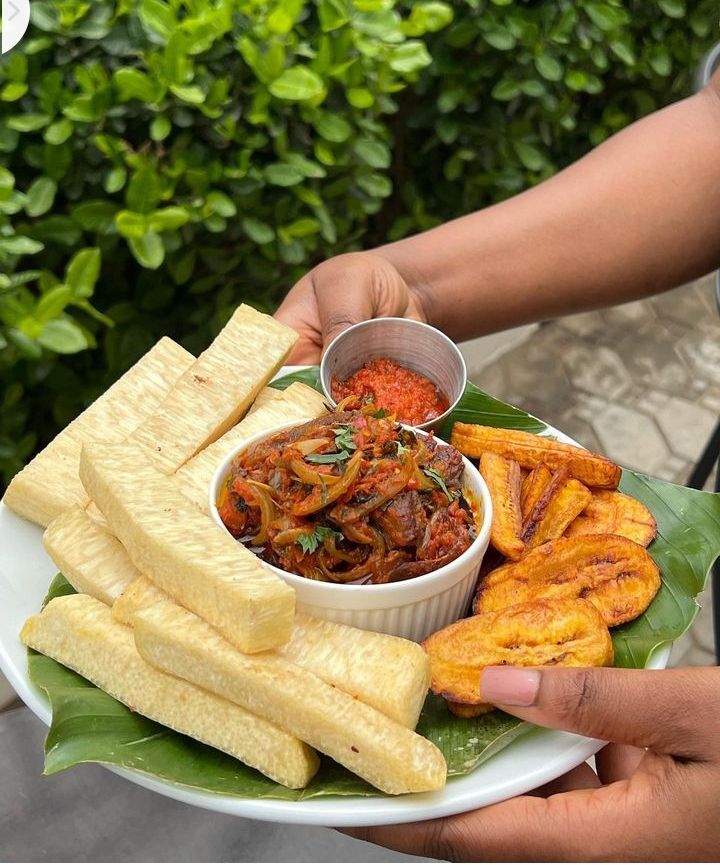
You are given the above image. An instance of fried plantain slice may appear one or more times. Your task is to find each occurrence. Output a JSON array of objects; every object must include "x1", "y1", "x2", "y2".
[
  {"x1": 451, "y1": 424, "x2": 621, "y2": 489},
  {"x1": 480, "y1": 452, "x2": 525, "y2": 560},
  {"x1": 473, "y1": 534, "x2": 661, "y2": 627},
  {"x1": 423, "y1": 598, "x2": 613, "y2": 710},
  {"x1": 566, "y1": 491, "x2": 657, "y2": 547},
  {"x1": 520, "y1": 464, "x2": 553, "y2": 521},
  {"x1": 522, "y1": 472, "x2": 592, "y2": 550},
  {"x1": 446, "y1": 701, "x2": 494, "y2": 718}
]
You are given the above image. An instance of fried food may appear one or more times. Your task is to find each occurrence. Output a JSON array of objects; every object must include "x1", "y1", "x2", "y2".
[
  {"x1": 114, "y1": 577, "x2": 431, "y2": 729},
  {"x1": 522, "y1": 471, "x2": 592, "y2": 550},
  {"x1": 446, "y1": 701, "x2": 494, "y2": 718},
  {"x1": 44, "y1": 506, "x2": 140, "y2": 605},
  {"x1": 133, "y1": 599, "x2": 447, "y2": 795},
  {"x1": 520, "y1": 464, "x2": 552, "y2": 521},
  {"x1": 128, "y1": 305, "x2": 298, "y2": 474},
  {"x1": 21, "y1": 595, "x2": 319, "y2": 789},
  {"x1": 474, "y1": 534, "x2": 661, "y2": 627},
  {"x1": 480, "y1": 452, "x2": 525, "y2": 560},
  {"x1": 79, "y1": 441, "x2": 296, "y2": 654},
  {"x1": 566, "y1": 490, "x2": 657, "y2": 547},
  {"x1": 423, "y1": 599, "x2": 613, "y2": 710},
  {"x1": 451, "y1": 424, "x2": 621, "y2": 489},
  {"x1": 3, "y1": 338, "x2": 194, "y2": 527}
]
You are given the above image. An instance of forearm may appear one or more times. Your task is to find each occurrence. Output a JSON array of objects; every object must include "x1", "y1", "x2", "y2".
[{"x1": 379, "y1": 82, "x2": 720, "y2": 341}]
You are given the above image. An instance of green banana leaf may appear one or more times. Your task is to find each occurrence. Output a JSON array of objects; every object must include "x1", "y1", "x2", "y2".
[{"x1": 28, "y1": 370, "x2": 720, "y2": 800}]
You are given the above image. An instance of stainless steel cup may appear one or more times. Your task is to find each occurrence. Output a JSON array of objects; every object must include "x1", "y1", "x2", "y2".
[{"x1": 319, "y1": 317, "x2": 467, "y2": 430}]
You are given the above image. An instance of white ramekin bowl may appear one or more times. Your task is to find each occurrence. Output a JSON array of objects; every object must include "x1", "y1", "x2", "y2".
[{"x1": 210, "y1": 421, "x2": 492, "y2": 642}]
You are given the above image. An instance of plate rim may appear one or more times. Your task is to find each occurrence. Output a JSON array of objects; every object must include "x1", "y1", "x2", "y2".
[{"x1": 0, "y1": 365, "x2": 672, "y2": 826}]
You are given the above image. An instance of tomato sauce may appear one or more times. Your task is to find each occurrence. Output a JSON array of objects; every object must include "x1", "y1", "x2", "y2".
[{"x1": 331, "y1": 358, "x2": 448, "y2": 426}]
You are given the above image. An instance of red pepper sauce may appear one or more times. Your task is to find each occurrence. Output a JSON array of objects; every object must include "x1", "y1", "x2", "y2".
[{"x1": 332, "y1": 357, "x2": 448, "y2": 426}]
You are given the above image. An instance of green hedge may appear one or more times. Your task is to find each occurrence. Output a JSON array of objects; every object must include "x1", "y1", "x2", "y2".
[{"x1": 0, "y1": 0, "x2": 716, "y2": 487}]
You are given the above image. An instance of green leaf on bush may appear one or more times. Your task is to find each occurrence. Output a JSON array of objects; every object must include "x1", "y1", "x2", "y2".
[
  {"x1": 269, "y1": 66, "x2": 325, "y2": 101},
  {"x1": 535, "y1": 54, "x2": 563, "y2": 81},
  {"x1": 66, "y1": 248, "x2": 101, "y2": 299},
  {"x1": 114, "y1": 68, "x2": 164, "y2": 104},
  {"x1": 35, "y1": 284, "x2": 72, "y2": 322},
  {"x1": 354, "y1": 137, "x2": 391, "y2": 168},
  {"x1": 0, "y1": 236, "x2": 44, "y2": 256},
  {"x1": 25, "y1": 177, "x2": 57, "y2": 217},
  {"x1": 513, "y1": 141, "x2": 546, "y2": 172},
  {"x1": 389, "y1": 41, "x2": 432, "y2": 74},
  {"x1": 43, "y1": 119, "x2": 74, "y2": 146},
  {"x1": 169, "y1": 85, "x2": 206, "y2": 104},
  {"x1": 491, "y1": 79, "x2": 520, "y2": 101},
  {"x1": 129, "y1": 232, "x2": 164, "y2": 269},
  {"x1": 313, "y1": 112, "x2": 351, "y2": 143},
  {"x1": 126, "y1": 167, "x2": 162, "y2": 215},
  {"x1": 37, "y1": 318, "x2": 88, "y2": 353},
  {"x1": 7, "y1": 114, "x2": 51, "y2": 132},
  {"x1": 318, "y1": 0, "x2": 350, "y2": 32},
  {"x1": 116, "y1": 211, "x2": 148, "y2": 239},
  {"x1": 1, "y1": 83, "x2": 28, "y2": 102},
  {"x1": 585, "y1": 2, "x2": 628, "y2": 31},
  {"x1": 104, "y1": 167, "x2": 127, "y2": 195},
  {"x1": 484, "y1": 30, "x2": 516, "y2": 51},
  {"x1": 268, "y1": 0, "x2": 305, "y2": 34},
  {"x1": 347, "y1": 87, "x2": 374, "y2": 108},
  {"x1": 658, "y1": 0, "x2": 685, "y2": 18},
  {"x1": 71, "y1": 200, "x2": 118, "y2": 235},
  {"x1": 139, "y1": 0, "x2": 175, "y2": 39},
  {"x1": 150, "y1": 115, "x2": 172, "y2": 142},
  {"x1": 206, "y1": 191, "x2": 237, "y2": 218},
  {"x1": 264, "y1": 163, "x2": 304, "y2": 187},
  {"x1": 357, "y1": 173, "x2": 392, "y2": 197},
  {"x1": 241, "y1": 217, "x2": 275, "y2": 244},
  {"x1": 148, "y1": 207, "x2": 191, "y2": 232}
]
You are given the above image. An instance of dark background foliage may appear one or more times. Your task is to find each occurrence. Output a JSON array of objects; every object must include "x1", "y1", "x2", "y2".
[{"x1": 0, "y1": 0, "x2": 717, "y2": 488}]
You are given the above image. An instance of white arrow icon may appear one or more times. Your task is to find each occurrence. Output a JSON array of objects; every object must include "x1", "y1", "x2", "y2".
[{"x1": 2, "y1": 0, "x2": 31, "y2": 55}]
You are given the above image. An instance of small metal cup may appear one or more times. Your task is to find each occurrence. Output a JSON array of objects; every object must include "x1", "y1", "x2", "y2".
[{"x1": 319, "y1": 317, "x2": 467, "y2": 430}]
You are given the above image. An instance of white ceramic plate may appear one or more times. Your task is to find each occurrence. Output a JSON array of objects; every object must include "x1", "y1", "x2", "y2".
[{"x1": 0, "y1": 367, "x2": 670, "y2": 826}]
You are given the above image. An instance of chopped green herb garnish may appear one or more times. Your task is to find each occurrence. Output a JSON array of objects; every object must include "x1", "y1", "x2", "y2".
[
  {"x1": 372, "y1": 408, "x2": 390, "y2": 418},
  {"x1": 333, "y1": 424, "x2": 357, "y2": 453},
  {"x1": 423, "y1": 466, "x2": 461, "y2": 503},
  {"x1": 306, "y1": 450, "x2": 350, "y2": 464},
  {"x1": 297, "y1": 525, "x2": 344, "y2": 555},
  {"x1": 395, "y1": 440, "x2": 408, "y2": 457}
]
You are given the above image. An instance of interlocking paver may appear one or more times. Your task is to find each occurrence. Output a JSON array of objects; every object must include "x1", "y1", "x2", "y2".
[
  {"x1": 655, "y1": 396, "x2": 718, "y2": 462},
  {"x1": 593, "y1": 404, "x2": 670, "y2": 476},
  {"x1": 562, "y1": 344, "x2": 631, "y2": 399}
]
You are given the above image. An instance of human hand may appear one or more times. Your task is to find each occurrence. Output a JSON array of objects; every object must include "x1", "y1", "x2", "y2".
[
  {"x1": 274, "y1": 251, "x2": 429, "y2": 364},
  {"x1": 344, "y1": 665, "x2": 720, "y2": 862}
]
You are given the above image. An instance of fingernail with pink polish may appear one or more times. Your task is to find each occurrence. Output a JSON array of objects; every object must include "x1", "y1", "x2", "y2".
[{"x1": 480, "y1": 667, "x2": 541, "y2": 707}]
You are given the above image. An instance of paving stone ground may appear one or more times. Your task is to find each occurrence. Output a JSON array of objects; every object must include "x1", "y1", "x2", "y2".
[{"x1": 466, "y1": 273, "x2": 720, "y2": 669}]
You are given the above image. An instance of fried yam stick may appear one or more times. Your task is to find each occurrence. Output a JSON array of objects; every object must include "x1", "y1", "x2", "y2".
[
  {"x1": 132, "y1": 600, "x2": 447, "y2": 795},
  {"x1": 423, "y1": 599, "x2": 613, "y2": 712},
  {"x1": 522, "y1": 471, "x2": 592, "y2": 550},
  {"x1": 480, "y1": 452, "x2": 525, "y2": 560},
  {"x1": 21, "y1": 595, "x2": 319, "y2": 789},
  {"x1": 452, "y1": 424, "x2": 621, "y2": 489},
  {"x1": 473, "y1": 534, "x2": 661, "y2": 627},
  {"x1": 79, "y1": 441, "x2": 295, "y2": 654},
  {"x1": 520, "y1": 464, "x2": 552, "y2": 521},
  {"x1": 566, "y1": 490, "x2": 657, "y2": 547},
  {"x1": 113, "y1": 576, "x2": 430, "y2": 730}
]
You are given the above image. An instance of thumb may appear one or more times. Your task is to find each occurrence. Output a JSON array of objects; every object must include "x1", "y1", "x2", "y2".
[
  {"x1": 480, "y1": 665, "x2": 720, "y2": 760},
  {"x1": 309, "y1": 251, "x2": 417, "y2": 349}
]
